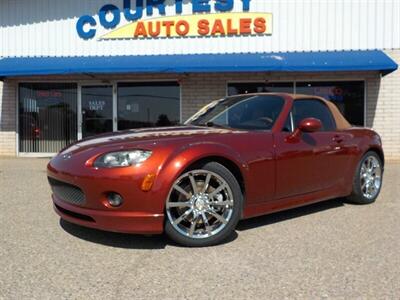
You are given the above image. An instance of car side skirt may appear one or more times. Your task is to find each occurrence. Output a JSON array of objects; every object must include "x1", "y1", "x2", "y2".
[{"x1": 242, "y1": 185, "x2": 347, "y2": 220}]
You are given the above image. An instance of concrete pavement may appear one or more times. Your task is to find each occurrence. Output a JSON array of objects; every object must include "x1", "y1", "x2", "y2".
[{"x1": 0, "y1": 158, "x2": 399, "y2": 299}]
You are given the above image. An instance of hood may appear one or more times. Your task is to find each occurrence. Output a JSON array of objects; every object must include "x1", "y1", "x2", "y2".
[{"x1": 60, "y1": 125, "x2": 234, "y2": 155}]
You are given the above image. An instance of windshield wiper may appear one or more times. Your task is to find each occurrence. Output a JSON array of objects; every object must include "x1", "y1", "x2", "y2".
[{"x1": 197, "y1": 122, "x2": 231, "y2": 129}]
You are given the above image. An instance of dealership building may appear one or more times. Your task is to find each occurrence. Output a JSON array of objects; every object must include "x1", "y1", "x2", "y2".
[{"x1": 0, "y1": 0, "x2": 399, "y2": 159}]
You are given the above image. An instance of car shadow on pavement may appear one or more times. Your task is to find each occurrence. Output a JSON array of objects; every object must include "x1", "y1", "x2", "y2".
[
  {"x1": 237, "y1": 198, "x2": 345, "y2": 231},
  {"x1": 59, "y1": 219, "x2": 238, "y2": 249},
  {"x1": 60, "y1": 219, "x2": 169, "y2": 250},
  {"x1": 59, "y1": 199, "x2": 343, "y2": 248}
]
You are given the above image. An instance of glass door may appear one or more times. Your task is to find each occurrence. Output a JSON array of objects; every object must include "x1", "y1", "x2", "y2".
[
  {"x1": 81, "y1": 85, "x2": 114, "y2": 138},
  {"x1": 19, "y1": 83, "x2": 78, "y2": 153}
]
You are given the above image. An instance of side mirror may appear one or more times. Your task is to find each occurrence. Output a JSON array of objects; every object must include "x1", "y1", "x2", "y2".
[
  {"x1": 286, "y1": 118, "x2": 322, "y2": 142},
  {"x1": 298, "y1": 118, "x2": 322, "y2": 133}
]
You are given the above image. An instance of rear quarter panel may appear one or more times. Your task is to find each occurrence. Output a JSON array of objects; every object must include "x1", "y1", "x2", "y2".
[{"x1": 339, "y1": 127, "x2": 384, "y2": 194}]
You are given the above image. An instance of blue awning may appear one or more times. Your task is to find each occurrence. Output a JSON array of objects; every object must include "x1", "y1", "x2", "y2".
[{"x1": 0, "y1": 50, "x2": 397, "y2": 78}]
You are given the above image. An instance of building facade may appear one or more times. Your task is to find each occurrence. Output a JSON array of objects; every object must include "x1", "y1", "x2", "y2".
[{"x1": 0, "y1": 0, "x2": 399, "y2": 159}]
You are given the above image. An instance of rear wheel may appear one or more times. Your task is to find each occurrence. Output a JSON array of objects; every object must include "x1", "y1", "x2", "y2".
[
  {"x1": 165, "y1": 162, "x2": 242, "y2": 247},
  {"x1": 346, "y1": 151, "x2": 383, "y2": 204}
]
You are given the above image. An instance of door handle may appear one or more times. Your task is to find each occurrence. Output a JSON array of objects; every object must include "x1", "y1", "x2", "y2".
[{"x1": 333, "y1": 135, "x2": 344, "y2": 143}]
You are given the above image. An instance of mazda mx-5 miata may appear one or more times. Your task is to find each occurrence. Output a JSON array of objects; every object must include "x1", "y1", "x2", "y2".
[{"x1": 48, "y1": 93, "x2": 384, "y2": 247}]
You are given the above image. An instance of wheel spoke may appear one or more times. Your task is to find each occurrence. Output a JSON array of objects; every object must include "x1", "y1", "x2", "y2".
[
  {"x1": 173, "y1": 184, "x2": 191, "y2": 199},
  {"x1": 209, "y1": 184, "x2": 227, "y2": 198},
  {"x1": 167, "y1": 201, "x2": 192, "y2": 208},
  {"x1": 211, "y1": 200, "x2": 234, "y2": 207},
  {"x1": 202, "y1": 173, "x2": 212, "y2": 193},
  {"x1": 201, "y1": 212, "x2": 212, "y2": 235},
  {"x1": 361, "y1": 166, "x2": 367, "y2": 175},
  {"x1": 361, "y1": 181, "x2": 367, "y2": 190},
  {"x1": 189, "y1": 173, "x2": 198, "y2": 195},
  {"x1": 207, "y1": 209, "x2": 228, "y2": 224},
  {"x1": 173, "y1": 208, "x2": 193, "y2": 225},
  {"x1": 189, "y1": 215, "x2": 198, "y2": 237},
  {"x1": 368, "y1": 158, "x2": 373, "y2": 170}
]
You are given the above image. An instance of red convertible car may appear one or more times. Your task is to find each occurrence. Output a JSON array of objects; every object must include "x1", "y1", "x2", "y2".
[{"x1": 48, "y1": 93, "x2": 384, "y2": 247}]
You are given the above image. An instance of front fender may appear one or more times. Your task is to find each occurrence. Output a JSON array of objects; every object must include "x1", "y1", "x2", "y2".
[{"x1": 151, "y1": 141, "x2": 249, "y2": 212}]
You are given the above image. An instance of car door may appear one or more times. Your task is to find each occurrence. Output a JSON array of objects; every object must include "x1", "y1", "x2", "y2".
[{"x1": 274, "y1": 99, "x2": 348, "y2": 199}]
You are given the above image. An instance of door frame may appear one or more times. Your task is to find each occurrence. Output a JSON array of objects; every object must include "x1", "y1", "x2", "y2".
[{"x1": 78, "y1": 82, "x2": 117, "y2": 140}]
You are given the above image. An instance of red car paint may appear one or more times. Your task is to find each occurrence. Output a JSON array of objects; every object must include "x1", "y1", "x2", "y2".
[{"x1": 47, "y1": 94, "x2": 384, "y2": 234}]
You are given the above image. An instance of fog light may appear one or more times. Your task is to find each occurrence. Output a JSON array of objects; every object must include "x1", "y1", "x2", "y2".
[{"x1": 107, "y1": 192, "x2": 123, "y2": 207}]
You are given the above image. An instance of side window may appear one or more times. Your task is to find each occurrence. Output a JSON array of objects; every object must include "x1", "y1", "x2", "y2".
[{"x1": 292, "y1": 100, "x2": 336, "y2": 131}]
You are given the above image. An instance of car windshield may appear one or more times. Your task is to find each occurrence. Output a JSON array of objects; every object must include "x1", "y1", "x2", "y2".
[{"x1": 185, "y1": 95, "x2": 285, "y2": 130}]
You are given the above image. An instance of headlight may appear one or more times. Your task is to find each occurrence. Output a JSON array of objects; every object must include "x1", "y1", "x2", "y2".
[{"x1": 93, "y1": 150, "x2": 152, "y2": 168}]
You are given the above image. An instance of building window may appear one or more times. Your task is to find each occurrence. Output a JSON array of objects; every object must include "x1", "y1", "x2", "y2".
[
  {"x1": 18, "y1": 83, "x2": 77, "y2": 153},
  {"x1": 296, "y1": 81, "x2": 365, "y2": 126},
  {"x1": 228, "y1": 81, "x2": 365, "y2": 126},
  {"x1": 227, "y1": 82, "x2": 294, "y2": 96},
  {"x1": 117, "y1": 82, "x2": 180, "y2": 130}
]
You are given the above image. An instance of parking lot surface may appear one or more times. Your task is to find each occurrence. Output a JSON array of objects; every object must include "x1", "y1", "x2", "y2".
[{"x1": 0, "y1": 158, "x2": 399, "y2": 299}]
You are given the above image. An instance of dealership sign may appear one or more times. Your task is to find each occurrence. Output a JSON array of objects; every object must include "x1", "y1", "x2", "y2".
[{"x1": 77, "y1": 0, "x2": 272, "y2": 40}]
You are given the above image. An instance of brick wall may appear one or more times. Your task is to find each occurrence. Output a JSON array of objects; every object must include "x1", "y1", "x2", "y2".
[
  {"x1": 0, "y1": 59, "x2": 399, "y2": 159},
  {"x1": 367, "y1": 50, "x2": 400, "y2": 160},
  {"x1": 0, "y1": 80, "x2": 16, "y2": 156}
]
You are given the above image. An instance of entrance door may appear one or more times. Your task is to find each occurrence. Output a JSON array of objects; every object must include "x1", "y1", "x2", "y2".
[
  {"x1": 18, "y1": 83, "x2": 78, "y2": 153},
  {"x1": 81, "y1": 85, "x2": 114, "y2": 138}
]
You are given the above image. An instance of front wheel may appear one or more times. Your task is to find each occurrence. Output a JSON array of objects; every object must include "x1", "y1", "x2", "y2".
[
  {"x1": 165, "y1": 162, "x2": 243, "y2": 247},
  {"x1": 346, "y1": 151, "x2": 383, "y2": 204}
]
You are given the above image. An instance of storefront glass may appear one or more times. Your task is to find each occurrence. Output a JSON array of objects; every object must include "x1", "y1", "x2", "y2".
[
  {"x1": 19, "y1": 83, "x2": 77, "y2": 153},
  {"x1": 296, "y1": 81, "x2": 365, "y2": 126},
  {"x1": 228, "y1": 81, "x2": 365, "y2": 126},
  {"x1": 117, "y1": 82, "x2": 180, "y2": 130}
]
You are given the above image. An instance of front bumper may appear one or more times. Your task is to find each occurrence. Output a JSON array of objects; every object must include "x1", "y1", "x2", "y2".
[
  {"x1": 53, "y1": 195, "x2": 164, "y2": 234},
  {"x1": 47, "y1": 153, "x2": 168, "y2": 234}
]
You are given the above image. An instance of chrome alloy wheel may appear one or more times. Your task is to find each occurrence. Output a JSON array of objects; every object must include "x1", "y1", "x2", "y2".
[
  {"x1": 360, "y1": 155, "x2": 382, "y2": 200},
  {"x1": 166, "y1": 170, "x2": 234, "y2": 239}
]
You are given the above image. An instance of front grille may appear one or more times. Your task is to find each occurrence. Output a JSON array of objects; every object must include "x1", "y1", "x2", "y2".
[{"x1": 48, "y1": 177, "x2": 86, "y2": 206}]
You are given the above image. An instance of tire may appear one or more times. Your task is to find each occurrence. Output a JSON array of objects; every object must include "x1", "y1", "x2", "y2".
[
  {"x1": 346, "y1": 151, "x2": 383, "y2": 204},
  {"x1": 165, "y1": 162, "x2": 243, "y2": 247}
]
